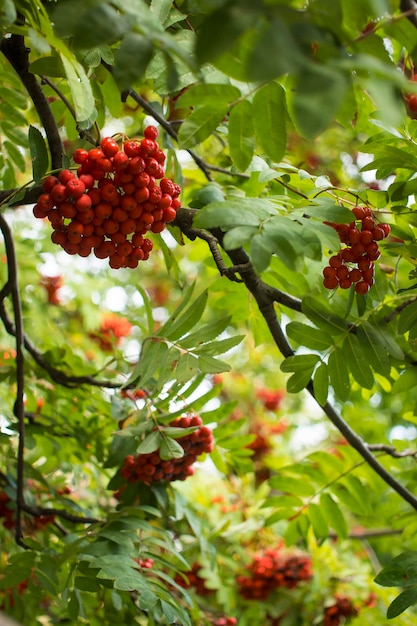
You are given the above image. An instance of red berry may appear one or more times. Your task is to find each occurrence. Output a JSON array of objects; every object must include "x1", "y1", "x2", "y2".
[
  {"x1": 66, "y1": 178, "x2": 86, "y2": 199},
  {"x1": 50, "y1": 184, "x2": 68, "y2": 203},
  {"x1": 100, "y1": 137, "x2": 119, "y2": 157},
  {"x1": 42, "y1": 175, "x2": 59, "y2": 193},
  {"x1": 144, "y1": 125, "x2": 159, "y2": 140},
  {"x1": 124, "y1": 141, "x2": 141, "y2": 158},
  {"x1": 59, "y1": 169, "x2": 76, "y2": 185},
  {"x1": 73, "y1": 149, "x2": 89, "y2": 164},
  {"x1": 355, "y1": 281, "x2": 370, "y2": 295}
]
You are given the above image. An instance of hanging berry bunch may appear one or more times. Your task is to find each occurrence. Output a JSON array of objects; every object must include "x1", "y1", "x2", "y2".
[
  {"x1": 33, "y1": 126, "x2": 181, "y2": 269},
  {"x1": 236, "y1": 547, "x2": 312, "y2": 600},
  {"x1": 120, "y1": 415, "x2": 214, "y2": 485},
  {"x1": 322, "y1": 206, "x2": 390, "y2": 295}
]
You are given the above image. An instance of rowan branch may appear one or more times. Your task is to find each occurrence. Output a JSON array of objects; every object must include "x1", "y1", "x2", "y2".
[
  {"x1": 0, "y1": 214, "x2": 27, "y2": 545},
  {"x1": 175, "y1": 210, "x2": 417, "y2": 511}
]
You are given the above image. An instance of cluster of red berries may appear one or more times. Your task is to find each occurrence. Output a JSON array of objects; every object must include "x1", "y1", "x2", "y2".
[
  {"x1": 40, "y1": 274, "x2": 63, "y2": 305},
  {"x1": 323, "y1": 595, "x2": 358, "y2": 626},
  {"x1": 0, "y1": 492, "x2": 15, "y2": 529},
  {"x1": 405, "y1": 73, "x2": 417, "y2": 117},
  {"x1": 89, "y1": 312, "x2": 132, "y2": 351},
  {"x1": 0, "y1": 491, "x2": 55, "y2": 531},
  {"x1": 237, "y1": 547, "x2": 312, "y2": 600},
  {"x1": 0, "y1": 579, "x2": 29, "y2": 609},
  {"x1": 33, "y1": 126, "x2": 181, "y2": 269},
  {"x1": 174, "y1": 562, "x2": 212, "y2": 596},
  {"x1": 120, "y1": 415, "x2": 214, "y2": 485},
  {"x1": 214, "y1": 617, "x2": 237, "y2": 626},
  {"x1": 256, "y1": 388, "x2": 285, "y2": 411},
  {"x1": 323, "y1": 206, "x2": 390, "y2": 294}
]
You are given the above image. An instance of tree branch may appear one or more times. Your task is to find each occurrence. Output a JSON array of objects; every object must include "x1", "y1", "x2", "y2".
[
  {"x1": 176, "y1": 210, "x2": 417, "y2": 511},
  {"x1": 0, "y1": 34, "x2": 63, "y2": 170},
  {"x1": 0, "y1": 214, "x2": 27, "y2": 545}
]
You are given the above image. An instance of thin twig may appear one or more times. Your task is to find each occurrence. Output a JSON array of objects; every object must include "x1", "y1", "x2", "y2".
[{"x1": 0, "y1": 214, "x2": 26, "y2": 545}]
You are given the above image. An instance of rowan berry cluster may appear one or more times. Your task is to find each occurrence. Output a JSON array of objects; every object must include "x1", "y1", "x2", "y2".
[
  {"x1": 0, "y1": 492, "x2": 15, "y2": 529},
  {"x1": 89, "y1": 312, "x2": 132, "y2": 351},
  {"x1": 40, "y1": 274, "x2": 63, "y2": 305},
  {"x1": 174, "y1": 562, "x2": 212, "y2": 596},
  {"x1": 256, "y1": 387, "x2": 285, "y2": 411},
  {"x1": 120, "y1": 415, "x2": 214, "y2": 485},
  {"x1": 237, "y1": 547, "x2": 312, "y2": 600},
  {"x1": 33, "y1": 126, "x2": 181, "y2": 269},
  {"x1": 323, "y1": 595, "x2": 358, "y2": 626},
  {"x1": 323, "y1": 206, "x2": 390, "y2": 294}
]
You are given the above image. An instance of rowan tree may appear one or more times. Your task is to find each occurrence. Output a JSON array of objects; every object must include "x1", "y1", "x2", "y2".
[{"x1": 2, "y1": 1, "x2": 417, "y2": 625}]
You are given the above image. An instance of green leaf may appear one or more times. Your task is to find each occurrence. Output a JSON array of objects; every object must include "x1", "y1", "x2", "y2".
[
  {"x1": 223, "y1": 226, "x2": 258, "y2": 249},
  {"x1": 375, "y1": 551, "x2": 417, "y2": 587},
  {"x1": 113, "y1": 33, "x2": 154, "y2": 91},
  {"x1": 175, "y1": 353, "x2": 199, "y2": 383},
  {"x1": 286, "y1": 369, "x2": 315, "y2": 394},
  {"x1": 28, "y1": 125, "x2": 49, "y2": 182},
  {"x1": 250, "y1": 233, "x2": 273, "y2": 273},
  {"x1": 286, "y1": 322, "x2": 333, "y2": 351},
  {"x1": 292, "y1": 63, "x2": 350, "y2": 139},
  {"x1": 197, "y1": 353, "x2": 231, "y2": 374},
  {"x1": 193, "y1": 198, "x2": 276, "y2": 230},
  {"x1": 307, "y1": 502, "x2": 329, "y2": 541},
  {"x1": 176, "y1": 83, "x2": 241, "y2": 108},
  {"x1": 159, "y1": 436, "x2": 184, "y2": 460},
  {"x1": 343, "y1": 333, "x2": 374, "y2": 390},
  {"x1": 313, "y1": 362, "x2": 329, "y2": 407},
  {"x1": 228, "y1": 99, "x2": 255, "y2": 171},
  {"x1": 125, "y1": 340, "x2": 170, "y2": 388},
  {"x1": 137, "y1": 431, "x2": 162, "y2": 455},
  {"x1": 319, "y1": 493, "x2": 348, "y2": 539},
  {"x1": 60, "y1": 53, "x2": 95, "y2": 122},
  {"x1": 161, "y1": 289, "x2": 208, "y2": 342},
  {"x1": 294, "y1": 200, "x2": 354, "y2": 223},
  {"x1": 280, "y1": 354, "x2": 320, "y2": 373},
  {"x1": 29, "y1": 55, "x2": 65, "y2": 78},
  {"x1": 398, "y1": 301, "x2": 417, "y2": 334},
  {"x1": 357, "y1": 322, "x2": 391, "y2": 377},
  {"x1": 178, "y1": 104, "x2": 229, "y2": 148},
  {"x1": 387, "y1": 588, "x2": 417, "y2": 619},
  {"x1": 328, "y1": 349, "x2": 351, "y2": 401},
  {"x1": 392, "y1": 369, "x2": 417, "y2": 394},
  {"x1": 302, "y1": 296, "x2": 349, "y2": 336},
  {"x1": 252, "y1": 82, "x2": 287, "y2": 162},
  {"x1": 269, "y1": 474, "x2": 316, "y2": 497}
]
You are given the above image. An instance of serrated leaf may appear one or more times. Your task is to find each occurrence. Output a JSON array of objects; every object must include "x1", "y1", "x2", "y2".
[
  {"x1": 176, "y1": 83, "x2": 240, "y2": 108},
  {"x1": 197, "y1": 353, "x2": 231, "y2": 374},
  {"x1": 294, "y1": 201, "x2": 354, "y2": 223},
  {"x1": 175, "y1": 353, "x2": 199, "y2": 383},
  {"x1": 320, "y1": 493, "x2": 348, "y2": 539},
  {"x1": 252, "y1": 82, "x2": 286, "y2": 162},
  {"x1": 269, "y1": 474, "x2": 316, "y2": 497},
  {"x1": 125, "y1": 340, "x2": 169, "y2": 388},
  {"x1": 250, "y1": 232, "x2": 273, "y2": 272},
  {"x1": 286, "y1": 322, "x2": 333, "y2": 350},
  {"x1": 223, "y1": 226, "x2": 258, "y2": 249},
  {"x1": 28, "y1": 125, "x2": 49, "y2": 182},
  {"x1": 307, "y1": 502, "x2": 329, "y2": 541},
  {"x1": 328, "y1": 349, "x2": 350, "y2": 401},
  {"x1": 160, "y1": 436, "x2": 185, "y2": 460},
  {"x1": 343, "y1": 333, "x2": 374, "y2": 390},
  {"x1": 292, "y1": 64, "x2": 349, "y2": 139},
  {"x1": 137, "y1": 431, "x2": 162, "y2": 455},
  {"x1": 302, "y1": 296, "x2": 348, "y2": 335},
  {"x1": 60, "y1": 53, "x2": 95, "y2": 122},
  {"x1": 178, "y1": 104, "x2": 229, "y2": 148},
  {"x1": 392, "y1": 368, "x2": 417, "y2": 394},
  {"x1": 162, "y1": 289, "x2": 208, "y2": 342},
  {"x1": 229, "y1": 99, "x2": 255, "y2": 171},
  {"x1": 179, "y1": 316, "x2": 232, "y2": 349},
  {"x1": 193, "y1": 198, "x2": 276, "y2": 229},
  {"x1": 286, "y1": 369, "x2": 315, "y2": 393},
  {"x1": 280, "y1": 354, "x2": 320, "y2": 373},
  {"x1": 387, "y1": 588, "x2": 417, "y2": 619},
  {"x1": 113, "y1": 33, "x2": 154, "y2": 91},
  {"x1": 357, "y1": 322, "x2": 391, "y2": 377},
  {"x1": 313, "y1": 362, "x2": 329, "y2": 407}
]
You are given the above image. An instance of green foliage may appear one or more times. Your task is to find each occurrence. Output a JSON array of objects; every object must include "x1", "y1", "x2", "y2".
[{"x1": 4, "y1": 0, "x2": 417, "y2": 625}]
